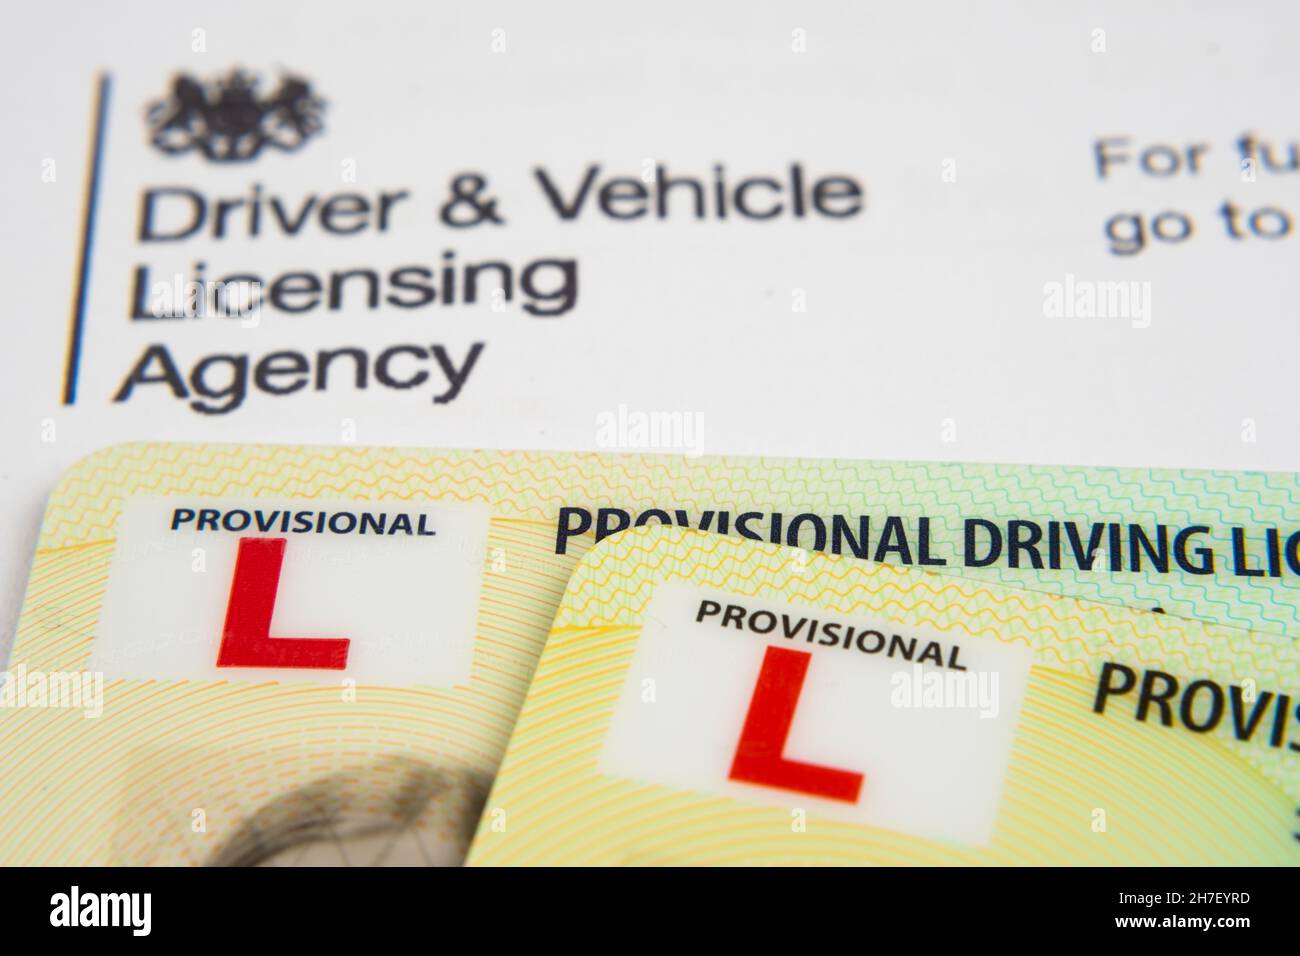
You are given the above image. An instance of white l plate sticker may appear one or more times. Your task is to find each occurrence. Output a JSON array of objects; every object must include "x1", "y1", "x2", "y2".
[
  {"x1": 90, "y1": 496, "x2": 490, "y2": 687},
  {"x1": 599, "y1": 581, "x2": 1033, "y2": 846}
]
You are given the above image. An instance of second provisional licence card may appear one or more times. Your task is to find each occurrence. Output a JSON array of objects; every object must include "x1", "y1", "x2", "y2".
[{"x1": 470, "y1": 526, "x2": 1299, "y2": 865}]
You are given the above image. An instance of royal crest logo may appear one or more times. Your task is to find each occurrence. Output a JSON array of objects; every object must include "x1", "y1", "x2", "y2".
[{"x1": 146, "y1": 69, "x2": 324, "y2": 162}]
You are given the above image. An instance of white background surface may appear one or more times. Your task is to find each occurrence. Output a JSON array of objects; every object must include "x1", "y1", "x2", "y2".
[{"x1": 2, "y1": 2, "x2": 1298, "y2": 661}]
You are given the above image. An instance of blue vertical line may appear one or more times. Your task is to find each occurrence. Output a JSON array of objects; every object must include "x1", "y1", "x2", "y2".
[{"x1": 62, "y1": 72, "x2": 111, "y2": 406}]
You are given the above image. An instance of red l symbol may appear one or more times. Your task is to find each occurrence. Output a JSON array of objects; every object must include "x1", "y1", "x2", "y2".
[
  {"x1": 217, "y1": 537, "x2": 350, "y2": 670},
  {"x1": 729, "y1": 645, "x2": 863, "y2": 803}
]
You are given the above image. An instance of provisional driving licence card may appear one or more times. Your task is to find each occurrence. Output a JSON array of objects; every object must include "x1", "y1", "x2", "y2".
[
  {"x1": 468, "y1": 525, "x2": 1299, "y2": 865},
  {"x1": 4, "y1": 442, "x2": 1300, "y2": 864}
]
